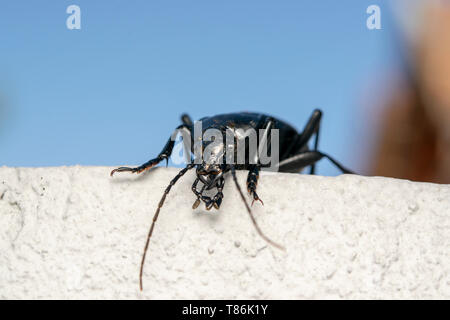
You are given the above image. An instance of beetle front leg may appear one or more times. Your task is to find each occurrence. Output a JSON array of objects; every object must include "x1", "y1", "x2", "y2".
[
  {"x1": 191, "y1": 177, "x2": 225, "y2": 210},
  {"x1": 212, "y1": 177, "x2": 225, "y2": 210},
  {"x1": 111, "y1": 125, "x2": 190, "y2": 176},
  {"x1": 201, "y1": 179, "x2": 224, "y2": 211},
  {"x1": 191, "y1": 178, "x2": 208, "y2": 209},
  {"x1": 247, "y1": 165, "x2": 263, "y2": 206},
  {"x1": 191, "y1": 178, "x2": 214, "y2": 209}
]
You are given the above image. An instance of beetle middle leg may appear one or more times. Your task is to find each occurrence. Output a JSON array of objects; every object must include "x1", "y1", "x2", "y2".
[
  {"x1": 110, "y1": 124, "x2": 192, "y2": 176},
  {"x1": 246, "y1": 118, "x2": 275, "y2": 206},
  {"x1": 246, "y1": 165, "x2": 263, "y2": 206},
  {"x1": 230, "y1": 165, "x2": 284, "y2": 250}
]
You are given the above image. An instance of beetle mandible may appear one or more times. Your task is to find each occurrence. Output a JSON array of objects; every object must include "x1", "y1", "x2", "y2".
[{"x1": 110, "y1": 109, "x2": 354, "y2": 290}]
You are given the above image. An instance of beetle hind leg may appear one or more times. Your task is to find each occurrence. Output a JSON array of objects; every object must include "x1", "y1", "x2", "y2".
[
  {"x1": 296, "y1": 109, "x2": 322, "y2": 175},
  {"x1": 278, "y1": 151, "x2": 354, "y2": 174}
]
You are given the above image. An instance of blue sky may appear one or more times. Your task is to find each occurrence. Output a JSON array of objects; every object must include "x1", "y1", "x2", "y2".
[{"x1": 0, "y1": 0, "x2": 393, "y2": 175}]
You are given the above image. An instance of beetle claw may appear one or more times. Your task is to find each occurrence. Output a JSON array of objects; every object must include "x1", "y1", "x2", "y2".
[
  {"x1": 251, "y1": 197, "x2": 264, "y2": 207},
  {"x1": 110, "y1": 167, "x2": 137, "y2": 177}
]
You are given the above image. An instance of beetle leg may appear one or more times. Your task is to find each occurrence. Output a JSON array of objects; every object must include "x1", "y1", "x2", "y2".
[
  {"x1": 306, "y1": 109, "x2": 322, "y2": 174},
  {"x1": 212, "y1": 177, "x2": 225, "y2": 209},
  {"x1": 181, "y1": 113, "x2": 193, "y2": 127},
  {"x1": 295, "y1": 109, "x2": 322, "y2": 174},
  {"x1": 296, "y1": 109, "x2": 322, "y2": 148},
  {"x1": 191, "y1": 177, "x2": 216, "y2": 210},
  {"x1": 246, "y1": 165, "x2": 263, "y2": 206},
  {"x1": 230, "y1": 166, "x2": 284, "y2": 250},
  {"x1": 278, "y1": 151, "x2": 354, "y2": 174},
  {"x1": 191, "y1": 178, "x2": 202, "y2": 209},
  {"x1": 192, "y1": 176, "x2": 224, "y2": 210},
  {"x1": 111, "y1": 124, "x2": 192, "y2": 176}
]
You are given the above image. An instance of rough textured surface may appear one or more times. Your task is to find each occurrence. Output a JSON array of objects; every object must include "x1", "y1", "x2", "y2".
[{"x1": 0, "y1": 166, "x2": 449, "y2": 299}]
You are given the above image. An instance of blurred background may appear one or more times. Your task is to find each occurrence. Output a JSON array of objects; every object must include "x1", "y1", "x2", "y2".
[{"x1": 1, "y1": 0, "x2": 449, "y2": 183}]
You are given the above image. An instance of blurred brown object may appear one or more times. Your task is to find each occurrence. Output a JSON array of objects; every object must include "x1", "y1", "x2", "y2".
[{"x1": 371, "y1": 2, "x2": 450, "y2": 183}]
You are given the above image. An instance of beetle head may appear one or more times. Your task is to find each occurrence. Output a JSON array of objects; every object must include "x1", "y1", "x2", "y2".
[
  {"x1": 196, "y1": 162, "x2": 224, "y2": 190},
  {"x1": 196, "y1": 139, "x2": 226, "y2": 189}
]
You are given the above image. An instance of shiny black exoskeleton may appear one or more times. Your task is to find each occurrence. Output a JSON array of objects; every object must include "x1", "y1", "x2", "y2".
[{"x1": 110, "y1": 109, "x2": 354, "y2": 290}]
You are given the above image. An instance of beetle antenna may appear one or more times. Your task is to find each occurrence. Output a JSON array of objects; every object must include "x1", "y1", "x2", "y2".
[
  {"x1": 139, "y1": 164, "x2": 195, "y2": 291},
  {"x1": 230, "y1": 166, "x2": 285, "y2": 251}
]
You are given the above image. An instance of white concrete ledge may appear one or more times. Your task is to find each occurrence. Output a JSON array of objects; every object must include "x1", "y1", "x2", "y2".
[{"x1": 0, "y1": 166, "x2": 449, "y2": 299}]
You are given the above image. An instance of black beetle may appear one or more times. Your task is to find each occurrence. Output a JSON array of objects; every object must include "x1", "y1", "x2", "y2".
[{"x1": 111, "y1": 109, "x2": 354, "y2": 290}]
